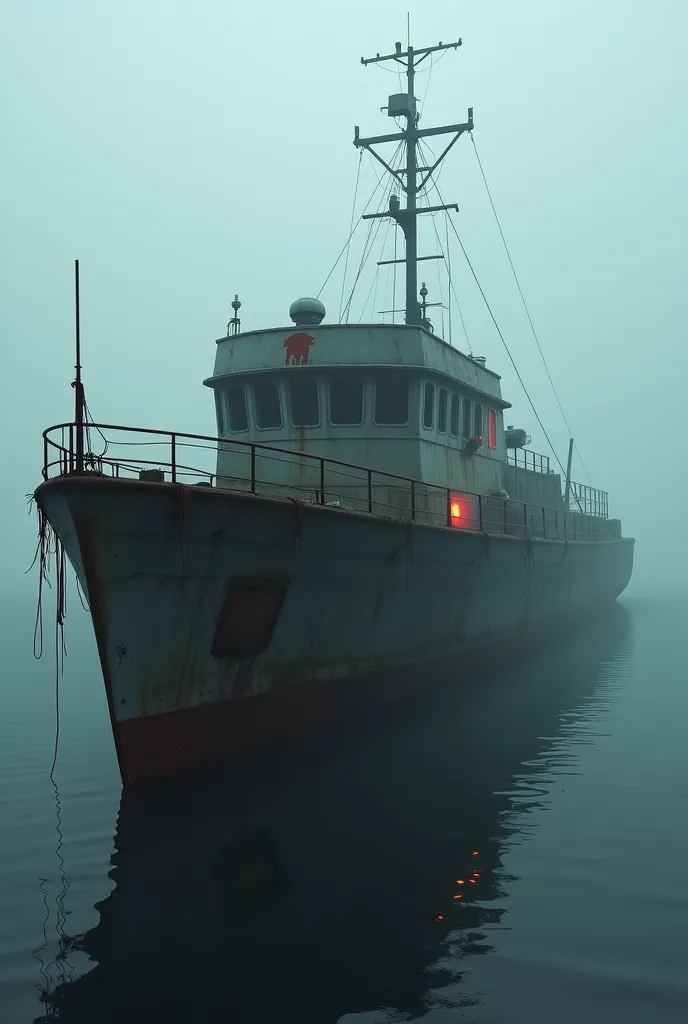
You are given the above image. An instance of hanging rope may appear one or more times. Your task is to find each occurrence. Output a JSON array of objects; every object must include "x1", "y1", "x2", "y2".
[
  {"x1": 27, "y1": 500, "x2": 68, "y2": 781},
  {"x1": 470, "y1": 133, "x2": 593, "y2": 485}
]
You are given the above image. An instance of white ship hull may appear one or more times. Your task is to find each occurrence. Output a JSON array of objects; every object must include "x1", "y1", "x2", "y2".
[{"x1": 36, "y1": 475, "x2": 634, "y2": 786}]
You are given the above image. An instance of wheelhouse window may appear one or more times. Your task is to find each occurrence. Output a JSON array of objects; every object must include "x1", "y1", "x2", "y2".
[
  {"x1": 422, "y1": 383, "x2": 434, "y2": 429},
  {"x1": 214, "y1": 391, "x2": 225, "y2": 435},
  {"x1": 374, "y1": 377, "x2": 409, "y2": 425},
  {"x1": 437, "y1": 388, "x2": 448, "y2": 433},
  {"x1": 488, "y1": 408, "x2": 497, "y2": 449},
  {"x1": 474, "y1": 403, "x2": 483, "y2": 439},
  {"x1": 226, "y1": 384, "x2": 249, "y2": 432},
  {"x1": 253, "y1": 380, "x2": 282, "y2": 429},
  {"x1": 449, "y1": 393, "x2": 460, "y2": 436},
  {"x1": 461, "y1": 397, "x2": 472, "y2": 439},
  {"x1": 288, "y1": 378, "x2": 320, "y2": 427},
  {"x1": 329, "y1": 377, "x2": 363, "y2": 425}
]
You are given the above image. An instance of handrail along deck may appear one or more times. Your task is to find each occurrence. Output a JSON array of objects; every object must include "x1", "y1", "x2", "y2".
[{"x1": 41, "y1": 422, "x2": 620, "y2": 542}]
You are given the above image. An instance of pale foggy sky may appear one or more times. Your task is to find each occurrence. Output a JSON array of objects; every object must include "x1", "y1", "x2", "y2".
[{"x1": 2, "y1": 0, "x2": 686, "y2": 593}]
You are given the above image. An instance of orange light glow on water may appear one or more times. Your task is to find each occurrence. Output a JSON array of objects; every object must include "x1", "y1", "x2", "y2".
[
  {"x1": 469, "y1": 878, "x2": 477, "y2": 884},
  {"x1": 472, "y1": 850, "x2": 479, "y2": 856},
  {"x1": 453, "y1": 894, "x2": 463, "y2": 900},
  {"x1": 436, "y1": 914, "x2": 444, "y2": 921},
  {"x1": 456, "y1": 879, "x2": 465, "y2": 885}
]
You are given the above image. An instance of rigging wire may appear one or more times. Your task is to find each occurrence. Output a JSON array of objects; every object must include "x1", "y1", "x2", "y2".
[
  {"x1": 430, "y1": 177, "x2": 573, "y2": 482},
  {"x1": 340, "y1": 189, "x2": 388, "y2": 322},
  {"x1": 445, "y1": 209, "x2": 453, "y2": 344},
  {"x1": 340, "y1": 144, "x2": 405, "y2": 322},
  {"x1": 419, "y1": 54, "x2": 435, "y2": 119},
  {"x1": 338, "y1": 149, "x2": 364, "y2": 322},
  {"x1": 417, "y1": 139, "x2": 471, "y2": 350},
  {"x1": 316, "y1": 168, "x2": 388, "y2": 299},
  {"x1": 470, "y1": 134, "x2": 593, "y2": 485},
  {"x1": 359, "y1": 210, "x2": 393, "y2": 321}
]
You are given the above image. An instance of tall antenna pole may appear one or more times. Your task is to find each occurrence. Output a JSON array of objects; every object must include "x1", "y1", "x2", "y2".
[
  {"x1": 73, "y1": 259, "x2": 85, "y2": 472},
  {"x1": 564, "y1": 437, "x2": 574, "y2": 508},
  {"x1": 354, "y1": 39, "x2": 472, "y2": 327},
  {"x1": 405, "y1": 48, "x2": 419, "y2": 325}
]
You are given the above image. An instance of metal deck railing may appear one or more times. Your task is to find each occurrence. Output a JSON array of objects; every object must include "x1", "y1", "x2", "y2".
[
  {"x1": 40, "y1": 423, "x2": 621, "y2": 542},
  {"x1": 507, "y1": 447, "x2": 551, "y2": 475}
]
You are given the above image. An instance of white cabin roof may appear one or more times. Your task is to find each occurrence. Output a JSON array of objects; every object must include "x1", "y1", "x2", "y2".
[{"x1": 204, "y1": 322, "x2": 510, "y2": 408}]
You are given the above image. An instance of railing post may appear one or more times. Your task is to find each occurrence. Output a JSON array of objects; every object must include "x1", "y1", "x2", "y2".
[
  {"x1": 250, "y1": 445, "x2": 256, "y2": 493},
  {"x1": 43, "y1": 436, "x2": 48, "y2": 480},
  {"x1": 523, "y1": 501, "x2": 528, "y2": 538},
  {"x1": 478, "y1": 493, "x2": 483, "y2": 531},
  {"x1": 171, "y1": 434, "x2": 177, "y2": 483},
  {"x1": 320, "y1": 459, "x2": 326, "y2": 505},
  {"x1": 68, "y1": 424, "x2": 74, "y2": 474},
  {"x1": 367, "y1": 469, "x2": 373, "y2": 513},
  {"x1": 411, "y1": 480, "x2": 416, "y2": 521}
]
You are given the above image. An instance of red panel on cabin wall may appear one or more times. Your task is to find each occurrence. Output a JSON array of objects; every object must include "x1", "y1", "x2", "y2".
[{"x1": 488, "y1": 409, "x2": 497, "y2": 449}]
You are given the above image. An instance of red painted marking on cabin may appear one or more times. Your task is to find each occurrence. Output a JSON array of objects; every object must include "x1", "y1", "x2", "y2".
[{"x1": 284, "y1": 332, "x2": 315, "y2": 365}]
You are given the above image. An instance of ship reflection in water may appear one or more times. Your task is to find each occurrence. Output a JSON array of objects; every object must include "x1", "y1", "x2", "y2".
[{"x1": 37, "y1": 605, "x2": 633, "y2": 1023}]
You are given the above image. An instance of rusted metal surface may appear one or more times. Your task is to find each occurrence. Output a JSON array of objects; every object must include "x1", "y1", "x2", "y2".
[
  {"x1": 34, "y1": 473, "x2": 635, "y2": 787},
  {"x1": 41, "y1": 421, "x2": 620, "y2": 541}
]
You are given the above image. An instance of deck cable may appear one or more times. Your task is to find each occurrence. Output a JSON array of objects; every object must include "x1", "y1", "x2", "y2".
[{"x1": 469, "y1": 134, "x2": 592, "y2": 486}]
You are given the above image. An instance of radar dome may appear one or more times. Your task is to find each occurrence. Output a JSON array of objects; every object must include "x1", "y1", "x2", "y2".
[{"x1": 289, "y1": 297, "x2": 326, "y2": 326}]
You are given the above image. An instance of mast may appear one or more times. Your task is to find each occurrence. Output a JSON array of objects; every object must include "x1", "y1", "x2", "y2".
[
  {"x1": 354, "y1": 39, "x2": 473, "y2": 327},
  {"x1": 73, "y1": 258, "x2": 85, "y2": 472}
]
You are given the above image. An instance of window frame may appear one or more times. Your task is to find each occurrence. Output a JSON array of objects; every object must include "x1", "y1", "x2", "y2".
[
  {"x1": 461, "y1": 397, "x2": 472, "y2": 440},
  {"x1": 473, "y1": 402, "x2": 484, "y2": 439},
  {"x1": 373, "y1": 375, "x2": 410, "y2": 426},
  {"x1": 449, "y1": 393, "x2": 460, "y2": 437},
  {"x1": 422, "y1": 382, "x2": 435, "y2": 430},
  {"x1": 328, "y1": 376, "x2": 365, "y2": 427},
  {"x1": 214, "y1": 390, "x2": 226, "y2": 436},
  {"x1": 287, "y1": 376, "x2": 321, "y2": 428},
  {"x1": 253, "y1": 379, "x2": 283, "y2": 431},
  {"x1": 437, "y1": 388, "x2": 448, "y2": 434},
  {"x1": 225, "y1": 383, "x2": 249, "y2": 433}
]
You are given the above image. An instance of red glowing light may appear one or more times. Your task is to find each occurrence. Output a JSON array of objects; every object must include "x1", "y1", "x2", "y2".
[
  {"x1": 456, "y1": 879, "x2": 465, "y2": 885},
  {"x1": 472, "y1": 850, "x2": 479, "y2": 856},
  {"x1": 436, "y1": 914, "x2": 444, "y2": 921},
  {"x1": 469, "y1": 878, "x2": 477, "y2": 884},
  {"x1": 449, "y1": 493, "x2": 466, "y2": 528},
  {"x1": 453, "y1": 894, "x2": 462, "y2": 900}
]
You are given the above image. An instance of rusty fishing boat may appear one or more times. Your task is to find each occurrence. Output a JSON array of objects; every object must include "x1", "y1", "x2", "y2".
[{"x1": 34, "y1": 37, "x2": 634, "y2": 786}]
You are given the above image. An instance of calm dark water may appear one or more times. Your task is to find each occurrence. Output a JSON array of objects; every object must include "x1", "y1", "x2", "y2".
[{"x1": 1, "y1": 589, "x2": 687, "y2": 1022}]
